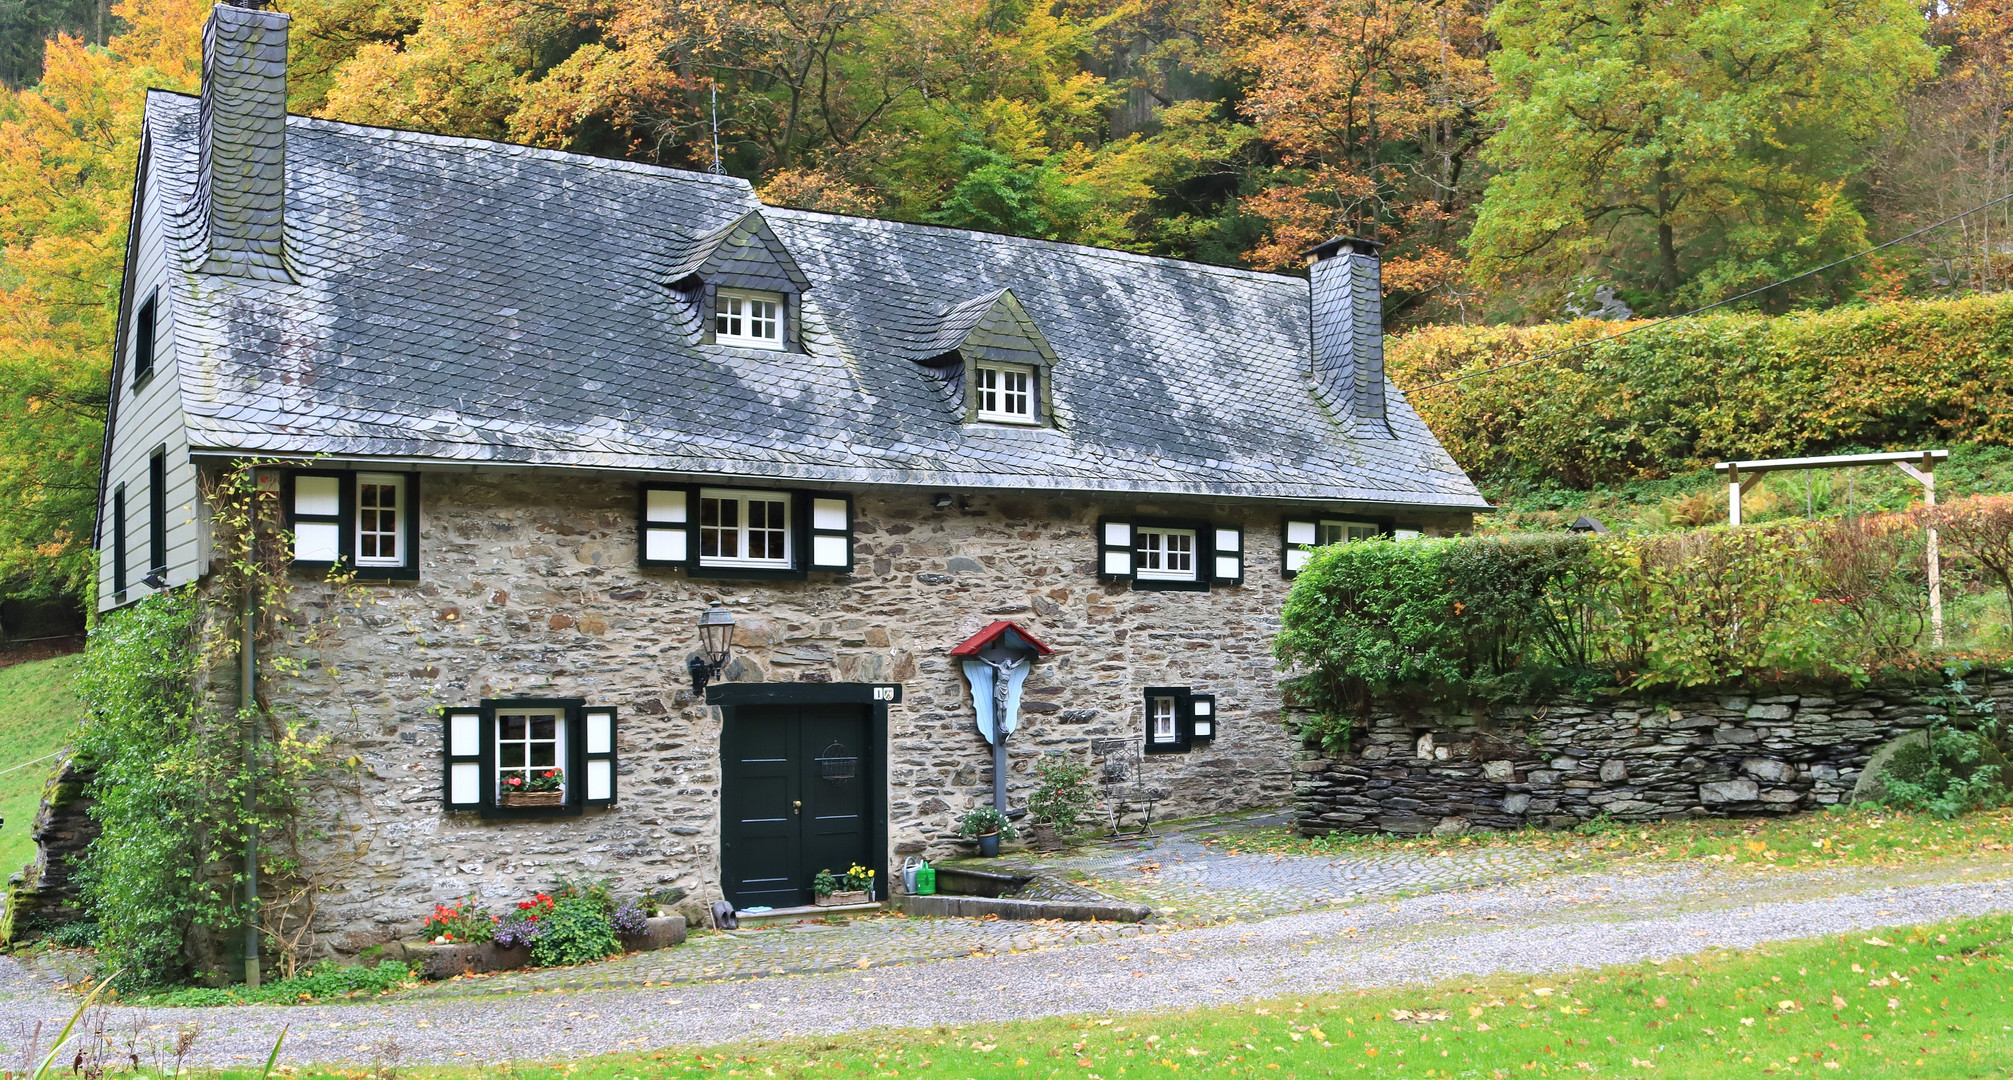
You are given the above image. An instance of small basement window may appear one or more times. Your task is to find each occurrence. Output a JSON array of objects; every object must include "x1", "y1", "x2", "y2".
[
  {"x1": 1135, "y1": 526, "x2": 1197, "y2": 582},
  {"x1": 1142, "y1": 686, "x2": 1215, "y2": 754},
  {"x1": 700, "y1": 488, "x2": 792, "y2": 568},
  {"x1": 715, "y1": 289, "x2": 784, "y2": 350},
  {"x1": 974, "y1": 362, "x2": 1036, "y2": 423},
  {"x1": 1149, "y1": 694, "x2": 1179, "y2": 746}
]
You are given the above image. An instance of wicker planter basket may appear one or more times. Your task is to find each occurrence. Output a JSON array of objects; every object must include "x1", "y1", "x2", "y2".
[
  {"x1": 500, "y1": 791, "x2": 564, "y2": 808},
  {"x1": 815, "y1": 890, "x2": 870, "y2": 907}
]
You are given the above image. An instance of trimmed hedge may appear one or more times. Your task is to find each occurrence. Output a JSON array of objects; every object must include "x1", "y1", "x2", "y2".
[
  {"x1": 1389, "y1": 294, "x2": 2013, "y2": 487},
  {"x1": 1274, "y1": 516, "x2": 1940, "y2": 726}
]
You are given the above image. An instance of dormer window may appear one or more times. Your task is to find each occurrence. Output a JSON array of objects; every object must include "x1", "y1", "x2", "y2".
[
  {"x1": 975, "y1": 362, "x2": 1036, "y2": 423},
  {"x1": 714, "y1": 289, "x2": 784, "y2": 350}
]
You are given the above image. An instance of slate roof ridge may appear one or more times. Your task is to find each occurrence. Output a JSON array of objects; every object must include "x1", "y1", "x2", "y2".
[
  {"x1": 761, "y1": 204, "x2": 1307, "y2": 289},
  {"x1": 148, "y1": 88, "x2": 760, "y2": 193}
]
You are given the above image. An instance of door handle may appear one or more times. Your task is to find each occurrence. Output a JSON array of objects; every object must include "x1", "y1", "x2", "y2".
[{"x1": 792, "y1": 800, "x2": 801, "y2": 815}]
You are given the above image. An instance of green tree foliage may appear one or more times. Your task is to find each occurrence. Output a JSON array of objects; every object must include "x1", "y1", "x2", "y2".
[{"x1": 1470, "y1": 0, "x2": 1937, "y2": 308}]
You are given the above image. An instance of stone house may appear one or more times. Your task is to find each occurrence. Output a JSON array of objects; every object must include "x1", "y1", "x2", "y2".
[{"x1": 91, "y1": 3, "x2": 1486, "y2": 938}]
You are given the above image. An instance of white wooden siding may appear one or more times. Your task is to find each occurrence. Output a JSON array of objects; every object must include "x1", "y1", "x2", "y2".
[{"x1": 97, "y1": 143, "x2": 202, "y2": 612}]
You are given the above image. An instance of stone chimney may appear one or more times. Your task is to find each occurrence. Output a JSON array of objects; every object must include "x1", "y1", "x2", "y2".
[
  {"x1": 191, "y1": 2, "x2": 291, "y2": 281},
  {"x1": 1306, "y1": 236, "x2": 1387, "y2": 430}
]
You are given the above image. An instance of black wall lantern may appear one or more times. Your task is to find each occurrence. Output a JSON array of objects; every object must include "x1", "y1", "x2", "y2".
[{"x1": 688, "y1": 600, "x2": 738, "y2": 693}]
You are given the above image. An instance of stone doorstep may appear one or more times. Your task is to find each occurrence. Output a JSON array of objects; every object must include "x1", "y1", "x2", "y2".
[
  {"x1": 733, "y1": 901, "x2": 883, "y2": 927},
  {"x1": 893, "y1": 893, "x2": 1152, "y2": 923}
]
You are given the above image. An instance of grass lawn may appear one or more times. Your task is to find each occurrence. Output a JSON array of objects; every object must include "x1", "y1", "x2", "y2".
[
  {"x1": 0, "y1": 653, "x2": 83, "y2": 873},
  {"x1": 185, "y1": 913, "x2": 2013, "y2": 1079},
  {"x1": 1217, "y1": 803, "x2": 2013, "y2": 875}
]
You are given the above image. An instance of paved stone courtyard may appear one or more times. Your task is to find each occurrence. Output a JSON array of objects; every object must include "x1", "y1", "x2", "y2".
[{"x1": 401, "y1": 810, "x2": 1569, "y2": 997}]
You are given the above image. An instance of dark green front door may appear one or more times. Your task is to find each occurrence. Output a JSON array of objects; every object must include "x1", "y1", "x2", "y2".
[{"x1": 721, "y1": 703, "x2": 875, "y2": 909}]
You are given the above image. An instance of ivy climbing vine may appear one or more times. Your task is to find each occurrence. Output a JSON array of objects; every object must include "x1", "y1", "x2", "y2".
[{"x1": 74, "y1": 461, "x2": 366, "y2": 987}]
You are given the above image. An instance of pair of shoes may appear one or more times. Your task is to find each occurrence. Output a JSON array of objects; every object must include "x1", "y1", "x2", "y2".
[{"x1": 710, "y1": 899, "x2": 738, "y2": 930}]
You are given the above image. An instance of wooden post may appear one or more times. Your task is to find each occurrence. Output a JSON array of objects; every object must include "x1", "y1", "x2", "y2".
[{"x1": 1728, "y1": 465, "x2": 1742, "y2": 527}]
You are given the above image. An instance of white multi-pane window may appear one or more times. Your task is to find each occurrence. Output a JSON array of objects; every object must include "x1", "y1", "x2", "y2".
[
  {"x1": 714, "y1": 289, "x2": 784, "y2": 349},
  {"x1": 974, "y1": 363, "x2": 1035, "y2": 422},
  {"x1": 1318, "y1": 520, "x2": 1381, "y2": 546},
  {"x1": 1150, "y1": 696, "x2": 1179, "y2": 744},
  {"x1": 1135, "y1": 526, "x2": 1197, "y2": 581},
  {"x1": 355, "y1": 473, "x2": 404, "y2": 567},
  {"x1": 699, "y1": 488, "x2": 791, "y2": 568},
  {"x1": 496, "y1": 708, "x2": 565, "y2": 800}
]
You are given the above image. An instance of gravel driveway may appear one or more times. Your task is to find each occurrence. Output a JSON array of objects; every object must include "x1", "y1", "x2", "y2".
[{"x1": 1, "y1": 859, "x2": 2008, "y2": 1070}]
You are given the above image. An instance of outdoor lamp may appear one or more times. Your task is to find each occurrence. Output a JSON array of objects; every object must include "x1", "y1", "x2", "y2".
[{"x1": 688, "y1": 601, "x2": 738, "y2": 693}]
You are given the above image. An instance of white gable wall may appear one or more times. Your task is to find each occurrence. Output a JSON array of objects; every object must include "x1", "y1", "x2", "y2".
[{"x1": 97, "y1": 138, "x2": 202, "y2": 612}]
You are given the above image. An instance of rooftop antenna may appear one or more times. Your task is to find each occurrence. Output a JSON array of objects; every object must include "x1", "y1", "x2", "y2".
[{"x1": 709, "y1": 84, "x2": 725, "y2": 174}]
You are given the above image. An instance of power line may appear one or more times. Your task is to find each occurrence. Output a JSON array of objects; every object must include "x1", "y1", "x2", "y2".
[{"x1": 1408, "y1": 189, "x2": 2013, "y2": 395}]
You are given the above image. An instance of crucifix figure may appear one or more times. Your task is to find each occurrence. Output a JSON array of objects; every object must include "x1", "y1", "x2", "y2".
[{"x1": 982, "y1": 652, "x2": 1028, "y2": 813}]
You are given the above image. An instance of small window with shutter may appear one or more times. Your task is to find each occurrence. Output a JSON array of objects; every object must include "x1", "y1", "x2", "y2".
[
  {"x1": 1098, "y1": 518, "x2": 1241, "y2": 591},
  {"x1": 1143, "y1": 686, "x2": 1219, "y2": 754},
  {"x1": 1282, "y1": 516, "x2": 1381, "y2": 577},
  {"x1": 637, "y1": 484, "x2": 853, "y2": 578},
  {"x1": 441, "y1": 698, "x2": 618, "y2": 818},
  {"x1": 284, "y1": 470, "x2": 420, "y2": 580}
]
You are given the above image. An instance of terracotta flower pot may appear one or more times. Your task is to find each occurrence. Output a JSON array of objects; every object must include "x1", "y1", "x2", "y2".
[{"x1": 500, "y1": 790, "x2": 564, "y2": 808}]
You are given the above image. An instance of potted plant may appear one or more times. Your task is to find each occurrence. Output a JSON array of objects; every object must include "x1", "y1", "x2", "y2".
[
  {"x1": 957, "y1": 806, "x2": 1017, "y2": 857},
  {"x1": 812, "y1": 863, "x2": 875, "y2": 907},
  {"x1": 1027, "y1": 754, "x2": 1097, "y2": 852},
  {"x1": 500, "y1": 768, "x2": 564, "y2": 808}
]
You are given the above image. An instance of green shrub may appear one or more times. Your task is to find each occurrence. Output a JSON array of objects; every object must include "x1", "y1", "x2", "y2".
[
  {"x1": 528, "y1": 896, "x2": 621, "y2": 967},
  {"x1": 1389, "y1": 294, "x2": 2013, "y2": 488},
  {"x1": 49, "y1": 922, "x2": 101, "y2": 948},
  {"x1": 1881, "y1": 671, "x2": 2013, "y2": 818},
  {"x1": 1275, "y1": 513, "x2": 1957, "y2": 721},
  {"x1": 1027, "y1": 754, "x2": 1097, "y2": 836}
]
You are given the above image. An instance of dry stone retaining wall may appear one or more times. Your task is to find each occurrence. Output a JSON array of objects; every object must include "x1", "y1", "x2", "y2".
[{"x1": 1293, "y1": 676, "x2": 2012, "y2": 836}]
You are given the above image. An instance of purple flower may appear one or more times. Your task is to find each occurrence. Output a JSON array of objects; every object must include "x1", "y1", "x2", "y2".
[
  {"x1": 610, "y1": 900, "x2": 649, "y2": 938},
  {"x1": 493, "y1": 918, "x2": 547, "y2": 949}
]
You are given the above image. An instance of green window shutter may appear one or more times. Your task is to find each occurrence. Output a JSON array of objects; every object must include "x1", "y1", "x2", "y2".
[
  {"x1": 1188, "y1": 693, "x2": 1217, "y2": 743},
  {"x1": 1282, "y1": 519, "x2": 1318, "y2": 578},
  {"x1": 1098, "y1": 519, "x2": 1134, "y2": 580},
  {"x1": 1211, "y1": 526, "x2": 1243, "y2": 585},
  {"x1": 807, "y1": 493, "x2": 853, "y2": 571},
  {"x1": 582, "y1": 706, "x2": 618, "y2": 807},
  {"x1": 442, "y1": 707, "x2": 484, "y2": 810},
  {"x1": 640, "y1": 483, "x2": 693, "y2": 567},
  {"x1": 285, "y1": 470, "x2": 348, "y2": 567}
]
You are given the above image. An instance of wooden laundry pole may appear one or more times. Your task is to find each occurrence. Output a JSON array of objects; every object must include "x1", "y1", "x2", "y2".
[{"x1": 1713, "y1": 449, "x2": 1950, "y2": 647}]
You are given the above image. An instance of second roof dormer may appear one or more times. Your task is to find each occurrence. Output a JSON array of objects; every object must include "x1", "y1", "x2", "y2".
[{"x1": 668, "y1": 210, "x2": 812, "y2": 352}]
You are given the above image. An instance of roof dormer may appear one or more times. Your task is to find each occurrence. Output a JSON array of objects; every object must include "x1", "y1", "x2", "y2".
[
  {"x1": 919, "y1": 289, "x2": 1059, "y2": 427},
  {"x1": 668, "y1": 211, "x2": 811, "y2": 352}
]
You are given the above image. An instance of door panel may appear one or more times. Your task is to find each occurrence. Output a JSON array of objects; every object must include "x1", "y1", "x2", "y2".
[
  {"x1": 722, "y1": 702, "x2": 876, "y2": 909},
  {"x1": 799, "y1": 704, "x2": 872, "y2": 896},
  {"x1": 722, "y1": 705, "x2": 801, "y2": 909}
]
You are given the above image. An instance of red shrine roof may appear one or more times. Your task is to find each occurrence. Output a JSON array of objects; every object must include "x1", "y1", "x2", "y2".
[{"x1": 948, "y1": 620, "x2": 1055, "y2": 657}]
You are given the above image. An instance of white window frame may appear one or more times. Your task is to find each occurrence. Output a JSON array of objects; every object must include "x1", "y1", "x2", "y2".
[
  {"x1": 974, "y1": 362, "x2": 1037, "y2": 423},
  {"x1": 354, "y1": 473, "x2": 406, "y2": 568},
  {"x1": 495, "y1": 707, "x2": 567, "y2": 803},
  {"x1": 1135, "y1": 526, "x2": 1198, "y2": 582},
  {"x1": 714, "y1": 288, "x2": 785, "y2": 350},
  {"x1": 1150, "y1": 695, "x2": 1180, "y2": 744},
  {"x1": 1318, "y1": 519, "x2": 1381, "y2": 546},
  {"x1": 698, "y1": 487, "x2": 793, "y2": 569}
]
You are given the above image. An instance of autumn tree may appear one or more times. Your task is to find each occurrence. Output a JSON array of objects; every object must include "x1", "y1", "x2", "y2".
[
  {"x1": 1469, "y1": 0, "x2": 1936, "y2": 309},
  {"x1": 0, "y1": 0, "x2": 205, "y2": 604},
  {"x1": 1208, "y1": 0, "x2": 1493, "y2": 317}
]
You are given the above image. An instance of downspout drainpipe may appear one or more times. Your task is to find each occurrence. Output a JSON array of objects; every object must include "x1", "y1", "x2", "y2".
[{"x1": 241, "y1": 504, "x2": 260, "y2": 989}]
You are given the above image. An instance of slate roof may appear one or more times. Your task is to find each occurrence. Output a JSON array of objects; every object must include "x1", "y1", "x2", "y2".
[{"x1": 141, "y1": 89, "x2": 1489, "y2": 509}]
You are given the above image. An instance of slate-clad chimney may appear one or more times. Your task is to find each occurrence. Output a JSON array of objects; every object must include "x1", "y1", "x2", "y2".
[
  {"x1": 1306, "y1": 236, "x2": 1387, "y2": 430},
  {"x1": 191, "y1": 1, "x2": 291, "y2": 281}
]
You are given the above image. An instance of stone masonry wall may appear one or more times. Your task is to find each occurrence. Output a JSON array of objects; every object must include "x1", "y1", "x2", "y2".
[
  {"x1": 256, "y1": 468, "x2": 1471, "y2": 951},
  {"x1": 1293, "y1": 676, "x2": 2013, "y2": 836}
]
